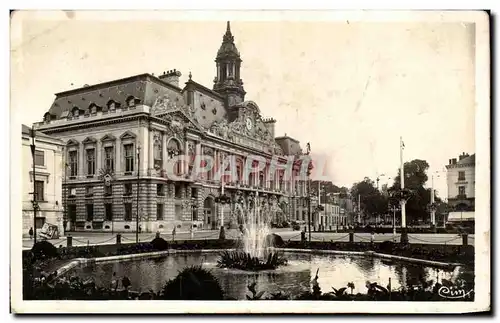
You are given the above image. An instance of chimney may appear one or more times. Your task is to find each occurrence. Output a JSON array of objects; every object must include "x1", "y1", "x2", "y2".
[
  {"x1": 159, "y1": 69, "x2": 182, "y2": 88},
  {"x1": 452, "y1": 158, "x2": 457, "y2": 164},
  {"x1": 459, "y1": 152, "x2": 469, "y2": 161},
  {"x1": 263, "y1": 117, "x2": 276, "y2": 138}
]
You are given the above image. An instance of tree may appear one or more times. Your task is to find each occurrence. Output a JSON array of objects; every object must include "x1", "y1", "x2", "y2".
[
  {"x1": 350, "y1": 177, "x2": 388, "y2": 223},
  {"x1": 389, "y1": 159, "x2": 443, "y2": 224}
]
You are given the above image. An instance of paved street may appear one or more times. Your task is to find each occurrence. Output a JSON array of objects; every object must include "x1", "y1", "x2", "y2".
[{"x1": 22, "y1": 228, "x2": 473, "y2": 250}]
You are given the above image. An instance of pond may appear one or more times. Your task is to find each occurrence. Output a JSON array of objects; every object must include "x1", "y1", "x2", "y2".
[{"x1": 69, "y1": 252, "x2": 467, "y2": 300}]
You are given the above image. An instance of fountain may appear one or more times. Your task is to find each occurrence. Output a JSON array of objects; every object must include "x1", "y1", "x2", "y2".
[{"x1": 217, "y1": 190, "x2": 287, "y2": 271}]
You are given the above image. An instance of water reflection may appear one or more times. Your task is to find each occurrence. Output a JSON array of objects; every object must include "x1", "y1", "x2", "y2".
[{"x1": 73, "y1": 252, "x2": 465, "y2": 299}]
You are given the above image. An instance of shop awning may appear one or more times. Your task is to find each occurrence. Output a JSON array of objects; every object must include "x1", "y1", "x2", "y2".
[{"x1": 447, "y1": 211, "x2": 475, "y2": 222}]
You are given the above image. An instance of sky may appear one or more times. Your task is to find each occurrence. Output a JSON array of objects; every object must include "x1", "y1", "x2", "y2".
[{"x1": 11, "y1": 11, "x2": 477, "y2": 198}]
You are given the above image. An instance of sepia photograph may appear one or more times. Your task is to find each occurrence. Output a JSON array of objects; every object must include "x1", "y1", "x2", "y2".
[{"x1": 9, "y1": 10, "x2": 490, "y2": 314}]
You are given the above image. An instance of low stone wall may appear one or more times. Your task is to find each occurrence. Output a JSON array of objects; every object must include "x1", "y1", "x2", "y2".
[{"x1": 24, "y1": 238, "x2": 474, "y2": 269}]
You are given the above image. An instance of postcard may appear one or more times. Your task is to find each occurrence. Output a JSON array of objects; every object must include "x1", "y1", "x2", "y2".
[{"x1": 10, "y1": 10, "x2": 490, "y2": 314}]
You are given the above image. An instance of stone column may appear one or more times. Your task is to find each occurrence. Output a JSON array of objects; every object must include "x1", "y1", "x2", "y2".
[
  {"x1": 115, "y1": 141, "x2": 121, "y2": 175},
  {"x1": 148, "y1": 127, "x2": 154, "y2": 175},
  {"x1": 162, "y1": 132, "x2": 167, "y2": 175},
  {"x1": 96, "y1": 140, "x2": 102, "y2": 171},
  {"x1": 78, "y1": 144, "x2": 84, "y2": 178},
  {"x1": 184, "y1": 140, "x2": 189, "y2": 177},
  {"x1": 195, "y1": 142, "x2": 202, "y2": 180}
]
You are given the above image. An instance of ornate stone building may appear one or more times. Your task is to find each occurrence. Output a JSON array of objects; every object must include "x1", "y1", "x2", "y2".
[
  {"x1": 34, "y1": 22, "x2": 312, "y2": 233},
  {"x1": 22, "y1": 125, "x2": 65, "y2": 237},
  {"x1": 446, "y1": 152, "x2": 475, "y2": 211}
]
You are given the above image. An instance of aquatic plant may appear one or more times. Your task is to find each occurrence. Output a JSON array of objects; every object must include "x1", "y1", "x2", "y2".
[{"x1": 217, "y1": 250, "x2": 287, "y2": 271}]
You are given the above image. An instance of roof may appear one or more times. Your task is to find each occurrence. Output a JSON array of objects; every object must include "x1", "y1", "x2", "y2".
[
  {"x1": 46, "y1": 74, "x2": 184, "y2": 119},
  {"x1": 447, "y1": 211, "x2": 475, "y2": 222},
  {"x1": 22, "y1": 124, "x2": 53, "y2": 139},
  {"x1": 22, "y1": 124, "x2": 64, "y2": 143},
  {"x1": 457, "y1": 154, "x2": 476, "y2": 165}
]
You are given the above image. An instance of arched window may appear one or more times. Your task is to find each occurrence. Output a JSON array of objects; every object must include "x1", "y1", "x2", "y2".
[
  {"x1": 89, "y1": 103, "x2": 97, "y2": 114},
  {"x1": 126, "y1": 96, "x2": 137, "y2": 108},
  {"x1": 167, "y1": 139, "x2": 181, "y2": 175},
  {"x1": 107, "y1": 100, "x2": 116, "y2": 112},
  {"x1": 259, "y1": 171, "x2": 265, "y2": 188},
  {"x1": 72, "y1": 106, "x2": 80, "y2": 117}
]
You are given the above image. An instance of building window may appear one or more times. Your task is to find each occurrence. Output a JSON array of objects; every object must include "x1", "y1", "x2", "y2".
[
  {"x1": 86, "y1": 204, "x2": 94, "y2": 222},
  {"x1": 34, "y1": 150, "x2": 45, "y2": 166},
  {"x1": 157, "y1": 184, "x2": 165, "y2": 196},
  {"x1": 68, "y1": 187, "x2": 77, "y2": 197},
  {"x1": 458, "y1": 186, "x2": 466, "y2": 197},
  {"x1": 86, "y1": 148, "x2": 95, "y2": 176},
  {"x1": 157, "y1": 204, "x2": 164, "y2": 220},
  {"x1": 104, "y1": 185, "x2": 112, "y2": 196},
  {"x1": 124, "y1": 144, "x2": 134, "y2": 173},
  {"x1": 175, "y1": 205, "x2": 182, "y2": 220},
  {"x1": 124, "y1": 183, "x2": 133, "y2": 196},
  {"x1": 69, "y1": 151, "x2": 78, "y2": 177},
  {"x1": 192, "y1": 206, "x2": 198, "y2": 221},
  {"x1": 127, "y1": 97, "x2": 136, "y2": 108},
  {"x1": 458, "y1": 171, "x2": 466, "y2": 181},
  {"x1": 191, "y1": 188, "x2": 197, "y2": 198},
  {"x1": 105, "y1": 203, "x2": 113, "y2": 221},
  {"x1": 34, "y1": 180, "x2": 44, "y2": 201},
  {"x1": 85, "y1": 186, "x2": 93, "y2": 197},
  {"x1": 124, "y1": 203, "x2": 132, "y2": 221},
  {"x1": 154, "y1": 139, "x2": 162, "y2": 169},
  {"x1": 104, "y1": 146, "x2": 114, "y2": 172},
  {"x1": 174, "y1": 183, "x2": 182, "y2": 198},
  {"x1": 68, "y1": 204, "x2": 77, "y2": 221},
  {"x1": 259, "y1": 172, "x2": 264, "y2": 188}
]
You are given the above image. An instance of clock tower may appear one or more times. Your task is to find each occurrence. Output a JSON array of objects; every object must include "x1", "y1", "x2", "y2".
[{"x1": 213, "y1": 21, "x2": 246, "y2": 107}]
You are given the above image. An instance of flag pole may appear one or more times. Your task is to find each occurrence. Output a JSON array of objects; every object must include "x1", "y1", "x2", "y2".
[
  {"x1": 400, "y1": 136, "x2": 406, "y2": 228},
  {"x1": 400, "y1": 136, "x2": 408, "y2": 244}
]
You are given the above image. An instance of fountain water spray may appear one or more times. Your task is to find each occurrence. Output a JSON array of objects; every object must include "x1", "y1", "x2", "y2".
[{"x1": 237, "y1": 191, "x2": 272, "y2": 259}]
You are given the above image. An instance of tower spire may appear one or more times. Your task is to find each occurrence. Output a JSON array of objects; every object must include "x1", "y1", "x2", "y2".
[
  {"x1": 223, "y1": 21, "x2": 234, "y2": 43},
  {"x1": 214, "y1": 21, "x2": 246, "y2": 105}
]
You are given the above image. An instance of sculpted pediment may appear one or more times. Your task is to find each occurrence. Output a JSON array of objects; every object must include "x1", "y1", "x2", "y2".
[
  {"x1": 159, "y1": 110, "x2": 203, "y2": 139},
  {"x1": 151, "y1": 94, "x2": 196, "y2": 120}
]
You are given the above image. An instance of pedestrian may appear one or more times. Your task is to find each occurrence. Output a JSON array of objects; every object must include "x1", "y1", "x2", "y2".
[
  {"x1": 172, "y1": 226, "x2": 176, "y2": 242},
  {"x1": 121, "y1": 276, "x2": 131, "y2": 293},
  {"x1": 190, "y1": 224, "x2": 194, "y2": 239},
  {"x1": 111, "y1": 272, "x2": 119, "y2": 291},
  {"x1": 138, "y1": 225, "x2": 142, "y2": 233},
  {"x1": 28, "y1": 227, "x2": 33, "y2": 240},
  {"x1": 370, "y1": 230, "x2": 375, "y2": 244}
]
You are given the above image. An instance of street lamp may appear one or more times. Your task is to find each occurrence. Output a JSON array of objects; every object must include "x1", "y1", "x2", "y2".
[
  {"x1": 388, "y1": 203, "x2": 400, "y2": 242},
  {"x1": 63, "y1": 162, "x2": 70, "y2": 234},
  {"x1": 30, "y1": 125, "x2": 38, "y2": 244},
  {"x1": 136, "y1": 143, "x2": 141, "y2": 243},
  {"x1": 214, "y1": 187, "x2": 231, "y2": 239}
]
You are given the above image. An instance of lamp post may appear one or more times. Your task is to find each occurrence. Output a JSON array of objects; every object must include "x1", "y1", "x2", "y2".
[
  {"x1": 30, "y1": 126, "x2": 37, "y2": 244},
  {"x1": 63, "y1": 163, "x2": 69, "y2": 234},
  {"x1": 214, "y1": 186, "x2": 231, "y2": 240},
  {"x1": 308, "y1": 178, "x2": 312, "y2": 242},
  {"x1": 136, "y1": 143, "x2": 141, "y2": 243}
]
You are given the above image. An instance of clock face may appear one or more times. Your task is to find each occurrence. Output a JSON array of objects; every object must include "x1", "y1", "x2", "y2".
[{"x1": 245, "y1": 118, "x2": 253, "y2": 130}]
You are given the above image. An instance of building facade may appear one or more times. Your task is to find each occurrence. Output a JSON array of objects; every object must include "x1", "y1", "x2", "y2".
[
  {"x1": 446, "y1": 152, "x2": 475, "y2": 211},
  {"x1": 33, "y1": 22, "x2": 312, "y2": 233},
  {"x1": 22, "y1": 125, "x2": 65, "y2": 237}
]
